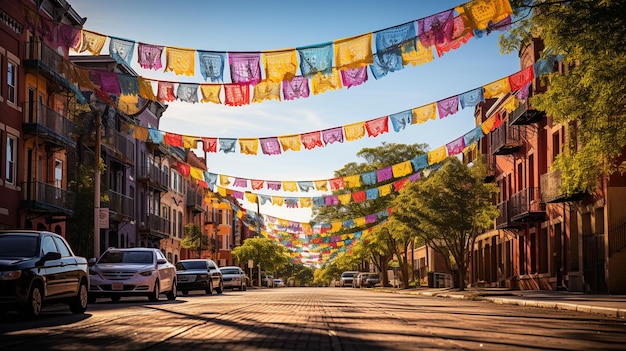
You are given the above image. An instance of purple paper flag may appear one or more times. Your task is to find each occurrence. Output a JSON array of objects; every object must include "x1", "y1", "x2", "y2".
[
  {"x1": 282, "y1": 76, "x2": 310, "y2": 100},
  {"x1": 446, "y1": 136, "x2": 466, "y2": 156},
  {"x1": 437, "y1": 95, "x2": 459, "y2": 119},
  {"x1": 260, "y1": 137, "x2": 282, "y2": 155},
  {"x1": 229, "y1": 53, "x2": 261, "y2": 85},
  {"x1": 377, "y1": 167, "x2": 393, "y2": 182},
  {"x1": 322, "y1": 127, "x2": 344, "y2": 145}
]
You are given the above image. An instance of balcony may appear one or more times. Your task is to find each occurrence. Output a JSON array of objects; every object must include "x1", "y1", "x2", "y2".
[
  {"x1": 509, "y1": 102, "x2": 545, "y2": 126},
  {"x1": 509, "y1": 187, "x2": 546, "y2": 222},
  {"x1": 495, "y1": 201, "x2": 516, "y2": 229},
  {"x1": 186, "y1": 188, "x2": 205, "y2": 213},
  {"x1": 491, "y1": 124, "x2": 523, "y2": 155},
  {"x1": 103, "y1": 190, "x2": 134, "y2": 222},
  {"x1": 102, "y1": 129, "x2": 135, "y2": 165},
  {"x1": 20, "y1": 181, "x2": 75, "y2": 216},
  {"x1": 23, "y1": 101, "x2": 76, "y2": 149},
  {"x1": 23, "y1": 41, "x2": 85, "y2": 102},
  {"x1": 540, "y1": 170, "x2": 586, "y2": 203},
  {"x1": 137, "y1": 164, "x2": 169, "y2": 192},
  {"x1": 137, "y1": 213, "x2": 171, "y2": 239}
]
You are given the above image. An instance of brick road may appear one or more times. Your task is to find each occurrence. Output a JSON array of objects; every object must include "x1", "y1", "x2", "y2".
[{"x1": 2, "y1": 287, "x2": 626, "y2": 350}]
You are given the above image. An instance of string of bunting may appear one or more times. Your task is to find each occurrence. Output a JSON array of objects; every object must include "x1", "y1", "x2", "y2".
[
  {"x1": 165, "y1": 65, "x2": 535, "y2": 196},
  {"x1": 136, "y1": 65, "x2": 533, "y2": 164},
  {"x1": 29, "y1": 0, "x2": 513, "y2": 106}
]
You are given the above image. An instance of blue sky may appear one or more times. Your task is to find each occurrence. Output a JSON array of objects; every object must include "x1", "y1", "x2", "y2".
[{"x1": 69, "y1": 0, "x2": 520, "y2": 222}]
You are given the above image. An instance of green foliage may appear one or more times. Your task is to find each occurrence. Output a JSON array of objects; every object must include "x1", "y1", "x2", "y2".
[
  {"x1": 275, "y1": 262, "x2": 314, "y2": 286},
  {"x1": 231, "y1": 236, "x2": 290, "y2": 273},
  {"x1": 392, "y1": 158, "x2": 499, "y2": 290},
  {"x1": 181, "y1": 224, "x2": 208, "y2": 258},
  {"x1": 66, "y1": 164, "x2": 96, "y2": 258},
  {"x1": 502, "y1": 0, "x2": 626, "y2": 194}
]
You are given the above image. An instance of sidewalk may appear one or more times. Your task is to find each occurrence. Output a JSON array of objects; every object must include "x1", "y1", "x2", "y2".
[{"x1": 378, "y1": 287, "x2": 626, "y2": 319}]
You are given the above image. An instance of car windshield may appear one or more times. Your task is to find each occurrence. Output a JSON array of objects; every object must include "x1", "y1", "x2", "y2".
[
  {"x1": 176, "y1": 261, "x2": 206, "y2": 270},
  {"x1": 220, "y1": 268, "x2": 240, "y2": 274},
  {"x1": 99, "y1": 251, "x2": 153, "y2": 264},
  {"x1": 0, "y1": 235, "x2": 38, "y2": 258}
]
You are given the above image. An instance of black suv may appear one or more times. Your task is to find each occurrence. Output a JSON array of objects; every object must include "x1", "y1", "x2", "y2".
[{"x1": 0, "y1": 230, "x2": 89, "y2": 318}]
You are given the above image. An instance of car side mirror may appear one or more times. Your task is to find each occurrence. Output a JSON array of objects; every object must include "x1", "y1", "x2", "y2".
[
  {"x1": 88, "y1": 258, "x2": 97, "y2": 266},
  {"x1": 157, "y1": 258, "x2": 167, "y2": 265}
]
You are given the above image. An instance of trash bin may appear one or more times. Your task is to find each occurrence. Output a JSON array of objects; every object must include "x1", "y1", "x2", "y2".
[{"x1": 427, "y1": 271, "x2": 434, "y2": 288}]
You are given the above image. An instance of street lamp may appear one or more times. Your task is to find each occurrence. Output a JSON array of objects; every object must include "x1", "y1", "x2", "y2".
[{"x1": 244, "y1": 191, "x2": 262, "y2": 287}]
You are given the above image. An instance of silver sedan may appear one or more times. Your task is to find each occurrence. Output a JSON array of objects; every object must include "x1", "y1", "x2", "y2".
[{"x1": 219, "y1": 266, "x2": 247, "y2": 291}]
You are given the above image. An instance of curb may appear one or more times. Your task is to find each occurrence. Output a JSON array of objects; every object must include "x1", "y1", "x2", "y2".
[{"x1": 377, "y1": 288, "x2": 626, "y2": 319}]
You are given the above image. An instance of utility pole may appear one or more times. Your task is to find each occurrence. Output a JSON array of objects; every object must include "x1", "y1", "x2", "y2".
[
  {"x1": 91, "y1": 96, "x2": 109, "y2": 259},
  {"x1": 94, "y1": 107, "x2": 101, "y2": 258}
]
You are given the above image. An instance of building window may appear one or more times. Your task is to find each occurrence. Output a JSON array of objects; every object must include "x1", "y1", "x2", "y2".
[
  {"x1": 178, "y1": 211, "x2": 183, "y2": 238},
  {"x1": 5, "y1": 134, "x2": 16, "y2": 185},
  {"x1": 171, "y1": 170, "x2": 182, "y2": 193},
  {"x1": 7, "y1": 60, "x2": 16, "y2": 105},
  {"x1": 55, "y1": 159, "x2": 63, "y2": 188}
]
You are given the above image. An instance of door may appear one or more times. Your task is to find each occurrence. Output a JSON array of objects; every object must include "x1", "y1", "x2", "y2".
[
  {"x1": 53, "y1": 236, "x2": 82, "y2": 297},
  {"x1": 39, "y1": 235, "x2": 65, "y2": 297},
  {"x1": 208, "y1": 261, "x2": 221, "y2": 287}
]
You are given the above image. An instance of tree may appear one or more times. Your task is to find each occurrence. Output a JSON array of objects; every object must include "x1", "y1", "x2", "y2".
[
  {"x1": 275, "y1": 262, "x2": 315, "y2": 286},
  {"x1": 181, "y1": 224, "x2": 208, "y2": 259},
  {"x1": 392, "y1": 158, "x2": 499, "y2": 291},
  {"x1": 376, "y1": 219, "x2": 415, "y2": 289},
  {"x1": 312, "y1": 143, "x2": 428, "y2": 274},
  {"x1": 501, "y1": 0, "x2": 626, "y2": 195},
  {"x1": 231, "y1": 236, "x2": 290, "y2": 275}
]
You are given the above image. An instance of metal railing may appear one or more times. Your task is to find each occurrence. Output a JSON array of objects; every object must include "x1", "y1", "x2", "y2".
[
  {"x1": 21, "y1": 181, "x2": 75, "y2": 214},
  {"x1": 510, "y1": 187, "x2": 545, "y2": 221},
  {"x1": 137, "y1": 164, "x2": 169, "y2": 190},
  {"x1": 491, "y1": 124, "x2": 523, "y2": 155},
  {"x1": 495, "y1": 201, "x2": 510, "y2": 229},
  {"x1": 104, "y1": 190, "x2": 134, "y2": 220},
  {"x1": 22, "y1": 101, "x2": 76, "y2": 147},
  {"x1": 138, "y1": 213, "x2": 171, "y2": 238},
  {"x1": 102, "y1": 129, "x2": 135, "y2": 164},
  {"x1": 186, "y1": 188, "x2": 204, "y2": 209}
]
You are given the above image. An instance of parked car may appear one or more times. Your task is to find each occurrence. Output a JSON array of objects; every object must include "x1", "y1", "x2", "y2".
[
  {"x1": 88, "y1": 248, "x2": 177, "y2": 303},
  {"x1": 219, "y1": 266, "x2": 247, "y2": 291},
  {"x1": 0, "y1": 230, "x2": 89, "y2": 318},
  {"x1": 176, "y1": 259, "x2": 223, "y2": 295},
  {"x1": 274, "y1": 279, "x2": 285, "y2": 288},
  {"x1": 263, "y1": 275, "x2": 275, "y2": 288},
  {"x1": 352, "y1": 273, "x2": 367, "y2": 288},
  {"x1": 339, "y1": 271, "x2": 358, "y2": 287},
  {"x1": 363, "y1": 273, "x2": 381, "y2": 288}
]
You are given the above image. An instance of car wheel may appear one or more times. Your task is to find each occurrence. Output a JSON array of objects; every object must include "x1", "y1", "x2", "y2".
[
  {"x1": 149, "y1": 280, "x2": 160, "y2": 302},
  {"x1": 21, "y1": 283, "x2": 43, "y2": 319},
  {"x1": 69, "y1": 280, "x2": 89, "y2": 314},
  {"x1": 216, "y1": 281, "x2": 223, "y2": 294},
  {"x1": 166, "y1": 280, "x2": 177, "y2": 301},
  {"x1": 111, "y1": 295, "x2": 121, "y2": 302},
  {"x1": 206, "y1": 280, "x2": 213, "y2": 295}
]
